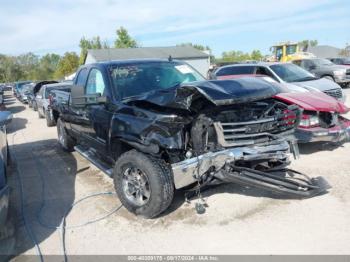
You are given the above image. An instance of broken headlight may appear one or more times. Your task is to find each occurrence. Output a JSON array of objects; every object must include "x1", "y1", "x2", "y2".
[{"x1": 299, "y1": 114, "x2": 319, "y2": 128}]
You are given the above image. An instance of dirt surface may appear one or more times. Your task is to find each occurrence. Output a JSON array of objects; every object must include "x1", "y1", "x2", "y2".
[{"x1": 4, "y1": 89, "x2": 350, "y2": 257}]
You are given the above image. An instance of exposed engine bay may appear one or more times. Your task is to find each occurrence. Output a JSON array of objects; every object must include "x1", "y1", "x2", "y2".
[{"x1": 172, "y1": 99, "x2": 329, "y2": 198}]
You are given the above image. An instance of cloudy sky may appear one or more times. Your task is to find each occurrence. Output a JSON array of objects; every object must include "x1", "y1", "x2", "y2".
[{"x1": 0, "y1": 0, "x2": 349, "y2": 57}]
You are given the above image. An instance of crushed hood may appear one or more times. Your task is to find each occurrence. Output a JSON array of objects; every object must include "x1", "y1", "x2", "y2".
[
  {"x1": 275, "y1": 91, "x2": 349, "y2": 113},
  {"x1": 124, "y1": 78, "x2": 280, "y2": 110}
]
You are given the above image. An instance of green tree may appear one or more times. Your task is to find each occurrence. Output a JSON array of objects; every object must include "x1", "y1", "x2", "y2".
[
  {"x1": 54, "y1": 52, "x2": 79, "y2": 79},
  {"x1": 79, "y1": 36, "x2": 109, "y2": 65},
  {"x1": 339, "y1": 43, "x2": 350, "y2": 57},
  {"x1": 298, "y1": 39, "x2": 318, "y2": 51},
  {"x1": 36, "y1": 53, "x2": 61, "y2": 79},
  {"x1": 177, "y1": 43, "x2": 211, "y2": 51},
  {"x1": 221, "y1": 50, "x2": 251, "y2": 62},
  {"x1": 250, "y1": 50, "x2": 263, "y2": 61},
  {"x1": 114, "y1": 27, "x2": 138, "y2": 48},
  {"x1": 16, "y1": 52, "x2": 40, "y2": 80}
]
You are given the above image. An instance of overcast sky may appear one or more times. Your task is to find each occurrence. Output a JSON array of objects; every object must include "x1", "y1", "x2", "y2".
[{"x1": 0, "y1": 0, "x2": 349, "y2": 57}]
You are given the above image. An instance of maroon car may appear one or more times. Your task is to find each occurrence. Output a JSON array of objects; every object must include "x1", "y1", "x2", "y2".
[{"x1": 216, "y1": 74, "x2": 350, "y2": 143}]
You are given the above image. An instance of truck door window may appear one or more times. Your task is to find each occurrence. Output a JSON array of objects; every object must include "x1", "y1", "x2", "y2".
[
  {"x1": 86, "y1": 69, "x2": 106, "y2": 95},
  {"x1": 76, "y1": 68, "x2": 88, "y2": 87},
  {"x1": 302, "y1": 60, "x2": 313, "y2": 70}
]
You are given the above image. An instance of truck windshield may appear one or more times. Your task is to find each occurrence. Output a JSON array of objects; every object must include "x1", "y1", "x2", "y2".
[
  {"x1": 110, "y1": 61, "x2": 205, "y2": 99},
  {"x1": 270, "y1": 63, "x2": 317, "y2": 82},
  {"x1": 312, "y1": 59, "x2": 334, "y2": 66}
]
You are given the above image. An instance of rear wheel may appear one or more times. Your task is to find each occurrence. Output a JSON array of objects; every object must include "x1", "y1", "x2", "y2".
[
  {"x1": 57, "y1": 118, "x2": 75, "y2": 152},
  {"x1": 113, "y1": 150, "x2": 174, "y2": 218},
  {"x1": 45, "y1": 110, "x2": 56, "y2": 127},
  {"x1": 38, "y1": 109, "x2": 44, "y2": 119}
]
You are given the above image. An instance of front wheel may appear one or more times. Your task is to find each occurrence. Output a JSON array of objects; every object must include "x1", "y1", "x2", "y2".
[
  {"x1": 113, "y1": 150, "x2": 174, "y2": 218},
  {"x1": 57, "y1": 118, "x2": 75, "y2": 152}
]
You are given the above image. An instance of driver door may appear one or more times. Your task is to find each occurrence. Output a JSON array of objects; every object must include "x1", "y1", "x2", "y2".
[{"x1": 80, "y1": 68, "x2": 111, "y2": 153}]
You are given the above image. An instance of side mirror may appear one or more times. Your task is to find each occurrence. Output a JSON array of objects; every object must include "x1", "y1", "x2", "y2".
[
  {"x1": 71, "y1": 85, "x2": 106, "y2": 108},
  {"x1": 71, "y1": 85, "x2": 85, "y2": 108},
  {"x1": 0, "y1": 111, "x2": 12, "y2": 126}
]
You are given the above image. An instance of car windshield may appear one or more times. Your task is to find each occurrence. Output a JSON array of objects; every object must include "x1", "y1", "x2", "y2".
[
  {"x1": 110, "y1": 61, "x2": 205, "y2": 99},
  {"x1": 215, "y1": 66, "x2": 254, "y2": 76},
  {"x1": 17, "y1": 82, "x2": 31, "y2": 89},
  {"x1": 342, "y1": 58, "x2": 350, "y2": 63},
  {"x1": 270, "y1": 63, "x2": 317, "y2": 83},
  {"x1": 312, "y1": 59, "x2": 334, "y2": 66}
]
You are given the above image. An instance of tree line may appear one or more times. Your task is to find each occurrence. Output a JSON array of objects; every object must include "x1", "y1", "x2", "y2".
[{"x1": 0, "y1": 26, "x2": 322, "y2": 83}]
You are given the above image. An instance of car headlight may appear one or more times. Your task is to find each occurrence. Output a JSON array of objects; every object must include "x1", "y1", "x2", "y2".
[
  {"x1": 299, "y1": 114, "x2": 319, "y2": 128},
  {"x1": 334, "y1": 69, "x2": 346, "y2": 76}
]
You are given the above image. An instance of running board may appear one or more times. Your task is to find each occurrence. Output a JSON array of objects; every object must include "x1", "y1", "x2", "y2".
[
  {"x1": 74, "y1": 146, "x2": 113, "y2": 177},
  {"x1": 214, "y1": 166, "x2": 331, "y2": 198}
]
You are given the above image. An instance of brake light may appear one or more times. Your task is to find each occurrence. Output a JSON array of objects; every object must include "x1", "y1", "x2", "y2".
[{"x1": 48, "y1": 94, "x2": 54, "y2": 105}]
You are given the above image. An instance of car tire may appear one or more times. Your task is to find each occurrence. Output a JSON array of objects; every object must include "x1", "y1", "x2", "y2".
[
  {"x1": 113, "y1": 150, "x2": 174, "y2": 218},
  {"x1": 322, "y1": 75, "x2": 335, "y2": 81},
  {"x1": 38, "y1": 109, "x2": 44, "y2": 119},
  {"x1": 45, "y1": 110, "x2": 56, "y2": 127},
  {"x1": 28, "y1": 101, "x2": 32, "y2": 108},
  {"x1": 33, "y1": 102, "x2": 38, "y2": 111},
  {"x1": 57, "y1": 118, "x2": 75, "y2": 152}
]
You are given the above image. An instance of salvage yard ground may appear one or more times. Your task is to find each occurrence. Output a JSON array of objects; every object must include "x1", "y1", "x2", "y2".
[{"x1": 4, "y1": 89, "x2": 350, "y2": 257}]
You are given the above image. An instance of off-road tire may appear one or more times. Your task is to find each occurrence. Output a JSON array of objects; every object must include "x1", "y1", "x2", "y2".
[
  {"x1": 45, "y1": 110, "x2": 56, "y2": 127},
  {"x1": 57, "y1": 118, "x2": 75, "y2": 152},
  {"x1": 113, "y1": 150, "x2": 174, "y2": 218}
]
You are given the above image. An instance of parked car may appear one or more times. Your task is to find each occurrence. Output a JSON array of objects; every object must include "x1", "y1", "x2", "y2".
[
  {"x1": 18, "y1": 83, "x2": 34, "y2": 103},
  {"x1": 36, "y1": 82, "x2": 72, "y2": 126},
  {"x1": 210, "y1": 62, "x2": 346, "y2": 102},
  {"x1": 26, "y1": 81, "x2": 58, "y2": 110},
  {"x1": 327, "y1": 57, "x2": 350, "y2": 67},
  {"x1": 215, "y1": 73, "x2": 350, "y2": 144},
  {"x1": 13, "y1": 81, "x2": 32, "y2": 99},
  {"x1": 276, "y1": 91, "x2": 350, "y2": 143},
  {"x1": 50, "y1": 59, "x2": 329, "y2": 218},
  {"x1": 292, "y1": 58, "x2": 350, "y2": 87},
  {"x1": 0, "y1": 85, "x2": 4, "y2": 104},
  {"x1": 0, "y1": 111, "x2": 14, "y2": 254}
]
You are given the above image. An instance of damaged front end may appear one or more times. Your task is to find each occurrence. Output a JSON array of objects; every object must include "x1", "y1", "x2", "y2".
[{"x1": 119, "y1": 78, "x2": 330, "y2": 198}]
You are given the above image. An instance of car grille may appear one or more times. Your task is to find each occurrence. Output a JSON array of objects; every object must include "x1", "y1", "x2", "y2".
[
  {"x1": 214, "y1": 109, "x2": 298, "y2": 147},
  {"x1": 323, "y1": 88, "x2": 343, "y2": 100}
]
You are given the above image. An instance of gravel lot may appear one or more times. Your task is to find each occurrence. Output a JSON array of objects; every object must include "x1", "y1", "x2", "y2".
[{"x1": 4, "y1": 89, "x2": 350, "y2": 257}]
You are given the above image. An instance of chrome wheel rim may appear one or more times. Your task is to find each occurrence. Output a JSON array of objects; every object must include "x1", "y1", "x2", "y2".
[{"x1": 122, "y1": 167, "x2": 151, "y2": 206}]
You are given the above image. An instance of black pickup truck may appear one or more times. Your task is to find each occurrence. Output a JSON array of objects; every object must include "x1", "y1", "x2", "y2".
[{"x1": 50, "y1": 59, "x2": 329, "y2": 218}]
